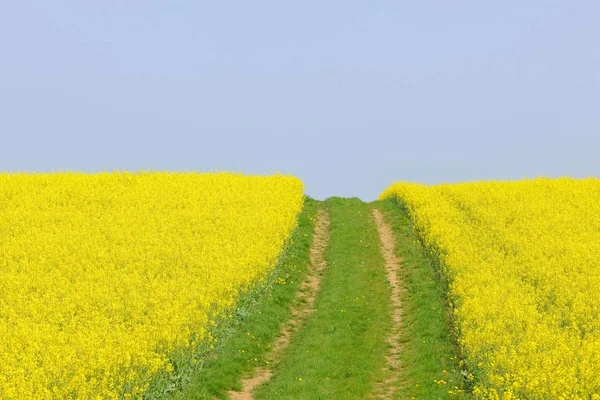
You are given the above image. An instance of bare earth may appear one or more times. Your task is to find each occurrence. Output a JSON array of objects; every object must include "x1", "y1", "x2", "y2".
[
  {"x1": 371, "y1": 208, "x2": 404, "y2": 399},
  {"x1": 228, "y1": 208, "x2": 330, "y2": 400}
]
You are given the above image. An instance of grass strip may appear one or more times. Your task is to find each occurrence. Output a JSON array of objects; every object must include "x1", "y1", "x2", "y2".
[
  {"x1": 374, "y1": 199, "x2": 471, "y2": 399},
  {"x1": 142, "y1": 197, "x2": 320, "y2": 399},
  {"x1": 254, "y1": 197, "x2": 390, "y2": 399}
]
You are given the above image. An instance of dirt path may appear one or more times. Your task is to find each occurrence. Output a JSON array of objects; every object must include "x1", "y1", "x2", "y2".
[
  {"x1": 371, "y1": 208, "x2": 404, "y2": 399},
  {"x1": 228, "y1": 208, "x2": 330, "y2": 400}
]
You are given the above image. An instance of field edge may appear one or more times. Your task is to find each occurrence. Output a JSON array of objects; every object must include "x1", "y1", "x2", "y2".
[
  {"x1": 141, "y1": 197, "x2": 320, "y2": 399},
  {"x1": 374, "y1": 199, "x2": 471, "y2": 399}
]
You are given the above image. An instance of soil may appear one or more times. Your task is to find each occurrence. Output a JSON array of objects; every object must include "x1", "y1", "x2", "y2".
[
  {"x1": 371, "y1": 208, "x2": 404, "y2": 399},
  {"x1": 228, "y1": 208, "x2": 330, "y2": 400}
]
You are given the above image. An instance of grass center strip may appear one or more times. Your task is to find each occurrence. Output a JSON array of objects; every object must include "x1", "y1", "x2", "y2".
[{"x1": 254, "y1": 198, "x2": 391, "y2": 399}]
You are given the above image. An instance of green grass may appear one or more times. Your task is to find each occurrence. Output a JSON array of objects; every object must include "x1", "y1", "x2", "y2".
[
  {"x1": 149, "y1": 197, "x2": 320, "y2": 399},
  {"x1": 254, "y1": 197, "x2": 391, "y2": 399},
  {"x1": 153, "y1": 196, "x2": 469, "y2": 399},
  {"x1": 374, "y1": 199, "x2": 471, "y2": 399}
]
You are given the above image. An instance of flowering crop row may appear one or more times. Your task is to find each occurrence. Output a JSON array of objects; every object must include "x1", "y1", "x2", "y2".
[
  {"x1": 0, "y1": 172, "x2": 304, "y2": 399},
  {"x1": 381, "y1": 178, "x2": 600, "y2": 399}
]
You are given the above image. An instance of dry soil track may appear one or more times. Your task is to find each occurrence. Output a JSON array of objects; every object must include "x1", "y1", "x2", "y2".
[
  {"x1": 228, "y1": 208, "x2": 330, "y2": 400},
  {"x1": 371, "y1": 208, "x2": 404, "y2": 399}
]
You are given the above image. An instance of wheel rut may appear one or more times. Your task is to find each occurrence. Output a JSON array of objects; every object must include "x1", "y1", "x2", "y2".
[
  {"x1": 371, "y1": 208, "x2": 404, "y2": 399},
  {"x1": 228, "y1": 208, "x2": 330, "y2": 400}
]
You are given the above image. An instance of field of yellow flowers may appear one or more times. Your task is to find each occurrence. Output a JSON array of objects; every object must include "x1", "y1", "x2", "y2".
[
  {"x1": 0, "y1": 172, "x2": 304, "y2": 399},
  {"x1": 381, "y1": 178, "x2": 600, "y2": 399}
]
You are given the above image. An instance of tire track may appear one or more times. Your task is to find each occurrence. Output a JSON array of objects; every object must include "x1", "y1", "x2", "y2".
[
  {"x1": 371, "y1": 208, "x2": 404, "y2": 399},
  {"x1": 228, "y1": 208, "x2": 330, "y2": 400}
]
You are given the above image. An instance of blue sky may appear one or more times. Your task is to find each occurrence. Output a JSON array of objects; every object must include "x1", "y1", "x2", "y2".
[{"x1": 1, "y1": 1, "x2": 598, "y2": 200}]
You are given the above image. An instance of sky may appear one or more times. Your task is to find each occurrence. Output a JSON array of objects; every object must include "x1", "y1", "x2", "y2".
[{"x1": 1, "y1": 1, "x2": 598, "y2": 201}]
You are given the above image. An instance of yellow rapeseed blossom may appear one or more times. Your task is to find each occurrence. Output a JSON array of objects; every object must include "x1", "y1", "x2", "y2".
[
  {"x1": 0, "y1": 172, "x2": 304, "y2": 399},
  {"x1": 381, "y1": 178, "x2": 600, "y2": 398}
]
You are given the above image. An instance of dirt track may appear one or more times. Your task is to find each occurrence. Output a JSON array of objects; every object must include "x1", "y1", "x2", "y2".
[
  {"x1": 228, "y1": 208, "x2": 330, "y2": 400},
  {"x1": 371, "y1": 208, "x2": 404, "y2": 399}
]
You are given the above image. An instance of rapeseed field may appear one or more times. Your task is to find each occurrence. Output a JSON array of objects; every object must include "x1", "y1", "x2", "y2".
[
  {"x1": 0, "y1": 172, "x2": 304, "y2": 399},
  {"x1": 381, "y1": 178, "x2": 600, "y2": 399}
]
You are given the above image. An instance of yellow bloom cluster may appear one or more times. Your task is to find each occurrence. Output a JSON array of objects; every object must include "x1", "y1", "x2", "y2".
[
  {"x1": 381, "y1": 178, "x2": 600, "y2": 399},
  {"x1": 0, "y1": 172, "x2": 304, "y2": 399}
]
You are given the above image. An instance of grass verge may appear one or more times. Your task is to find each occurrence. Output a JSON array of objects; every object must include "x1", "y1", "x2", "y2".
[
  {"x1": 374, "y1": 199, "x2": 471, "y2": 399},
  {"x1": 254, "y1": 197, "x2": 390, "y2": 399},
  {"x1": 140, "y1": 197, "x2": 319, "y2": 399}
]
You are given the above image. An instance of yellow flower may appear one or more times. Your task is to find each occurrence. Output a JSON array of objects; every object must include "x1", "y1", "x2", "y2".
[
  {"x1": 381, "y1": 177, "x2": 600, "y2": 398},
  {"x1": 0, "y1": 172, "x2": 304, "y2": 398}
]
